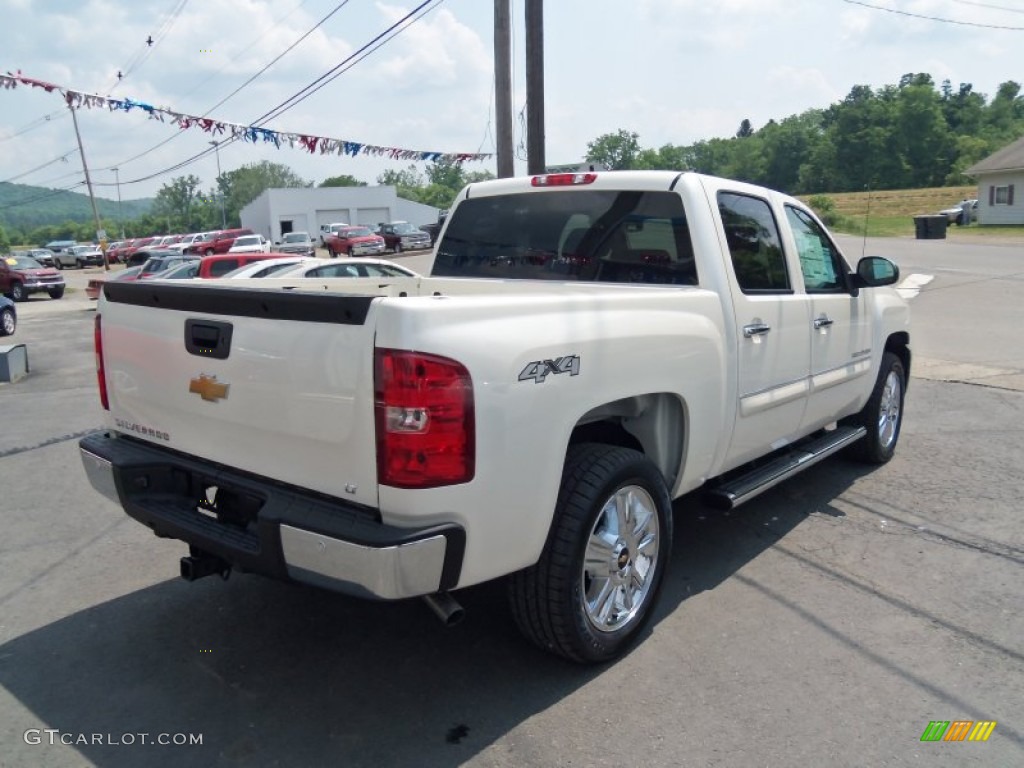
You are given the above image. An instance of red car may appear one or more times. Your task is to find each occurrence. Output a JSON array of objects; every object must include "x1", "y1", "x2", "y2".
[
  {"x1": 323, "y1": 226, "x2": 386, "y2": 257},
  {"x1": 86, "y1": 266, "x2": 143, "y2": 300},
  {"x1": 1, "y1": 254, "x2": 66, "y2": 301},
  {"x1": 185, "y1": 228, "x2": 253, "y2": 256}
]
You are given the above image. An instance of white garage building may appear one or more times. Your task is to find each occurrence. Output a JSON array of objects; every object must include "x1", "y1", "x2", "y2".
[{"x1": 240, "y1": 186, "x2": 442, "y2": 243}]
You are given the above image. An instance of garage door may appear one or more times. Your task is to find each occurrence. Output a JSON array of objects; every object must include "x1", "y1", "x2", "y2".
[
  {"x1": 316, "y1": 209, "x2": 349, "y2": 229},
  {"x1": 356, "y1": 208, "x2": 390, "y2": 227}
]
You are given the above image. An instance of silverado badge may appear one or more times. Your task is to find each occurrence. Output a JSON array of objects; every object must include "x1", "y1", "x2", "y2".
[{"x1": 189, "y1": 374, "x2": 229, "y2": 402}]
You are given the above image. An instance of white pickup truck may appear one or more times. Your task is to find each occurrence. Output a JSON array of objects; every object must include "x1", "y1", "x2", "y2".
[{"x1": 80, "y1": 171, "x2": 910, "y2": 663}]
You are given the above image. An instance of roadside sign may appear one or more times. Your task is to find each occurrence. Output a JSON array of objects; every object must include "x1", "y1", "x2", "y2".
[{"x1": 96, "y1": 229, "x2": 107, "y2": 241}]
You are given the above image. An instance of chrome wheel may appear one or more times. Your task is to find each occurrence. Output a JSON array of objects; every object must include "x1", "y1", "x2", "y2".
[
  {"x1": 877, "y1": 369, "x2": 902, "y2": 451},
  {"x1": 1, "y1": 309, "x2": 14, "y2": 335},
  {"x1": 582, "y1": 484, "x2": 660, "y2": 633}
]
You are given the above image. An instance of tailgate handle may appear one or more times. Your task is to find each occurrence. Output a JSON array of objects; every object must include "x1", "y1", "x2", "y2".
[{"x1": 185, "y1": 319, "x2": 233, "y2": 359}]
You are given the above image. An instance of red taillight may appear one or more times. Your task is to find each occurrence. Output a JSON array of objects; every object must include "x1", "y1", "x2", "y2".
[
  {"x1": 94, "y1": 314, "x2": 109, "y2": 410},
  {"x1": 531, "y1": 173, "x2": 597, "y2": 187},
  {"x1": 374, "y1": 349, "x2": 474, "y2": 489}
]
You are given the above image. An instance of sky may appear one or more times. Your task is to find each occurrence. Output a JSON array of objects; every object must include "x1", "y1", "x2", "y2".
[{"x1": 0, "y1": 0, "x2": 1021, "y2": 202}]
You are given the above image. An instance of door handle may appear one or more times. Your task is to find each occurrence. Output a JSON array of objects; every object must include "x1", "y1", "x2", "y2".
[
  {"x1": 743, "y1": 323, "x2": 771, "y2": 338},
  {"x1": 813, "y1": 315, "x2": 834, "y2": 329}
]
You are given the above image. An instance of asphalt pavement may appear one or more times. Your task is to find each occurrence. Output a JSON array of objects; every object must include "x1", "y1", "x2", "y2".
[{"x1": 0, "y1": 241, "x2": 1021, "y2": 767}]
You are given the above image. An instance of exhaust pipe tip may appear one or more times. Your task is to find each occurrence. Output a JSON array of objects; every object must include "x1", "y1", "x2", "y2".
[{"x1": 423, "y1": 592, "x2": 464, "y2": 627}]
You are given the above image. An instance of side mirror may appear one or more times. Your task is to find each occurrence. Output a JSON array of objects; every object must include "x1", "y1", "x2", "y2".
[{"x1": 851, "y1": 256, "x2": 900, "y2": 288}]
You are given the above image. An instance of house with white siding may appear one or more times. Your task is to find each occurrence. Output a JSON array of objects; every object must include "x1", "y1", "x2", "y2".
[{"x1": 964, "y1": 137, "x2": 1023, "y2": 226}]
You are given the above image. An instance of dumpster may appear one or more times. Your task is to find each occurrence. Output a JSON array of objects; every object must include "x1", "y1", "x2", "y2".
[{"x1": 913, "y1": 215, "x2": 948, "y2": 240}]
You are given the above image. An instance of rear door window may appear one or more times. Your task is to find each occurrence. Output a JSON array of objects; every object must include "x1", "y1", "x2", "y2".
[{"x1": 717, "y1": 191, "x2": 791, "y2": 293}]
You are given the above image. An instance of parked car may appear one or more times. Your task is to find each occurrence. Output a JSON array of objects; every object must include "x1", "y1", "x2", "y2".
[
  {"x1": 219, "y1": 255, "x2": 313, "y2": 279},
  {"x1": 13, "y1": 248, "x2": 57, "y2": 268},
  {"x1": 138, "y1": 254, "x2": 200, "y2": 280},
  {"x1": 274, "y1": 257, "x2": 419, "y2": 279},
  {"x1": 150, "y1": 261, "x2": 201, "y2": 280},
  {"x1": 274, "y1": 232, "x2": 315, "y2": 257},
  {"x1": 227, "y1": 234, "x2": 271, "y2": 254},
  {"x1": 939, "y1": 198, "x2": 978, "y2": 225},
  {"x1": 120, "y1": 236, "x2": 160, "y2": 260},
  {"x1": 166, "y1": 233, "x2": 209, "y2": 253},
  {"x1": 0, "y1": 295, "x2": 16, "y2": 336},
  {"x1": 376, "y1": 221, "x2": 431, "y2": 253},
  {"x1": 197, "y1": 252, "x2": 282, "y2": 278},
  {"x1": 318, "y1": 222, "x2": 348, "y2": 245},
  {"x1": 54, "y1": 244, "x2": 104, "y2": 269},
  {"x1": 323, "y1": 226, "x2": 386, "y2": 257},
  {"x1": 185, "y1": 228, "x2": 253, "y2": 256},
  {"x1": 86, "y1": 266, "x2": 144, "y2": 300},
  {"x1": 43, "y1": 239, "x2": 77, "y2": 254},
  {"x1": 125, "y1": 248, "x2": 182, "y2": 269},
  {"x1": 1, "y1": 255, "x2": 66, "y2": 301}
]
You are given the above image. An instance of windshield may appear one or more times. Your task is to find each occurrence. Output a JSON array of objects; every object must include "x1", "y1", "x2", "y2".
[
  {"x1": 6, "y1": 256, "x2": 44, "y2": 269},
  {"x1": 341, "y1": 227, "x2": 374, "y2": 238},
  {"x1": 282, "y1": 233, "x2": 309, "y2": 243},
  {"x1": 433, "y1": 189, "x2": 698, "y2": 285},
  {"x1": 393, "y1": 222, "x2": 420, "y2": 234}
]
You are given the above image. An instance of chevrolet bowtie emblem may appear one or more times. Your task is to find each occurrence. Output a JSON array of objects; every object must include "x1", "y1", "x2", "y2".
[{"x1": 189, "y1": 374, "x2": 229, "y2": 402}]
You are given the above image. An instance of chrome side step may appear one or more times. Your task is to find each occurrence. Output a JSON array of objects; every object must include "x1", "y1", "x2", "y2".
[{"x1": 703, "y1": 426, "x2": 867, "y2": 511}]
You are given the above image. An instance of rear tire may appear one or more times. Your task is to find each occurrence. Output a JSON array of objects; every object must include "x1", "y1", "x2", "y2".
[
  {"x1": 0, "y1": 307, "x2": 15, "y2": 336},
  {"x1": 509, "y1": 443, "x2": 672, "y2": 663},
  {"x1": 843, "y1": 351, "x2": 906, "y2": 464}
]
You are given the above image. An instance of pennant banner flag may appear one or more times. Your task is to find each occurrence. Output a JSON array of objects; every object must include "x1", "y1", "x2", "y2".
[{"x1": 1, "y1": 70, "x2": 492, "y2": 164}]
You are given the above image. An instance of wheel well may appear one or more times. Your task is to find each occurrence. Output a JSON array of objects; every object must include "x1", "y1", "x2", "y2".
[
  {"x1": 568, "y1": 393, "x2": 686, "y2": 491},
  {"x1": 885, "y1": 332, "x2": 911, "y2": 382}
]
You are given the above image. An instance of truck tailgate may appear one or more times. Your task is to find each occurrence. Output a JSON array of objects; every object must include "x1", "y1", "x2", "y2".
[{"x1": 100, "y1": 281, "x2": 381, "y2": 509}]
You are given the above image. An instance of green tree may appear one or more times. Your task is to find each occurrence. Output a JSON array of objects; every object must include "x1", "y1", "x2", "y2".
[
  {"x1": 153, "y1": 174, "x2": 202, "y2": 231},
  {"x1": 220, "y1": 161, "x2": 309, "y2": 226},
  {"x1": 586, "y1": 130, "x2": 641, "y2": 170},
  {"x1": 736, "y1": 119, "x2": 754, "y2": 138},
  {"x1": 0, "y1": 223, "x2": 10, "y2": 253},
  {"x1": 319, "y1": 174, "x2": 367, "y2": 187}
]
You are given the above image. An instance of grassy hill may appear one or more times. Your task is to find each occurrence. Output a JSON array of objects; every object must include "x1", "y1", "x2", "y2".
[
  {"x1": 799, "y1": 185, "x2": 1024, "y2": 238},
  {"x1": 0, "y1": 182, "x2": 153, "y2": 230}
]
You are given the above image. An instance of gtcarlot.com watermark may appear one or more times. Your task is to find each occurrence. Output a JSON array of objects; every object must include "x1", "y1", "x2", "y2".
[{"x1": 24, "y1": 729, "x2": 203, "y2": 747}]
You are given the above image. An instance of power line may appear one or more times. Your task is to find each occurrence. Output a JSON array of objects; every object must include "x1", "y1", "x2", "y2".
[
  {"x1": 840, "y1": 0, "x2": 1024, "y2": 29},
  {"x1": 0, "y1": 149, "x2": 77, "y2": 184},
  {"x1": 110, "y1": 0, "x2": 192, "y2": 91},
  {"x1": 92, "y1": 0, "x2": 346, "y2": 177},
  {"x1": 250, "y1": 0, "x2": 441, "y2": 127},
  {"x1": 948, "y1": 0, "x2": 1024, "y2": 14},
  {"x1": 100, "y1": 0, "x2": 445, "y2": 188}
]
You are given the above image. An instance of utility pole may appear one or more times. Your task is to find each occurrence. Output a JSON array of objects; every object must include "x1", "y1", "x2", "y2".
[
  {"x1": 494, "y1": 0, "x2": 514, "y2": 178},
  {"x1": 210, "y1": 140, "x2": 227, "y2": 229},
  {"x1": 68, "y1": 104, "x2": 109, "y2": 270},
  {"x1": 112, "y1": 167, "x2": 125, "y2": 240},
  {"x1": 525, "y1": 0, "x2": 545, "y2": 175}
]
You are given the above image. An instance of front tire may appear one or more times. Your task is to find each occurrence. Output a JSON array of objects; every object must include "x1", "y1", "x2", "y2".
[
  {"x1": 10, "y1": 282, "x2": 26, "y2": 302},
  {"x1": 394, "y1": 241, "x2": 403, "y2": 254},
  {"x1": 844, "y1": 351, "x2": 906, "y2": 464},
  {"x1": 48, "y1": 286, "x2": 65, "y2": 299},
  {"x1": 54, "y1": 260, "x2": 63, "y2": 270},
  {"x1": 0, "y1": 307, "x2": 15, "y2": 336},
  {"x1": 509, "y1": 443, "x2": 673, "y2": 663}
]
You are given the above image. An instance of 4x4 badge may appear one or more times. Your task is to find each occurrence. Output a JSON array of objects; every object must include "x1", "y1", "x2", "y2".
[
  {"x1": 189, "y1": 374, "x2": 229, "y2": 402},
  {"x1": 518, "y1": 355, "x2": 581, "y2": 384}
]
